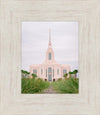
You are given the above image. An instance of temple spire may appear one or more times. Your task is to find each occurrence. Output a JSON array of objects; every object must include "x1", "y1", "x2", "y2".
[
  {"x1": 48, "y1": 28, "x2": 52, "y2": 47},
  {"x1": 49, "y1": 28, "x2": 51, "y2": 42}
]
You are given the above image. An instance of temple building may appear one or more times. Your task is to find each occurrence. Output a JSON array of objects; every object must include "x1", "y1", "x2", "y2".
[{"x1": 29, "y1": 29, "x2": 71, "y2": 81}]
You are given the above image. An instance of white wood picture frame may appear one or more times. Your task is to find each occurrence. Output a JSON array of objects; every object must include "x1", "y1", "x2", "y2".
[{"x1": 0, "y1": 0, "x2": 100, "y2": 115}]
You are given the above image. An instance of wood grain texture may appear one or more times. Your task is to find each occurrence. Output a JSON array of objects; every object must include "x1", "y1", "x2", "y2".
[{"x1": 0, "y1": 0, "x2": 100, "y2": 115}]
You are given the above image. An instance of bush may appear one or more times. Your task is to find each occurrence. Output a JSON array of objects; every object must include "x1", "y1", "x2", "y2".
[
  {"x1": 37, "y1": 78, "x2": 43, "y2": 81},
  {"x1": 57, "y1": 78, "x2": 62, "y2": 81},
  {"x1": 32, "y1": 73, "x2": 37, "y2": 78},
  {"x1": 63, "y1": 73, "x2": 68, "y2": 78},
  {"x1": 52, "y1": 78, "x2": 79, "y2": 94},
  {"x1": 21, "y1": 78, "x2": 50, "y2": 94}
]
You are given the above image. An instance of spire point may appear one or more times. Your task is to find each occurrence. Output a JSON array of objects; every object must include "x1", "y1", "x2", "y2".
[
  {"x1": 48, "y1": 28, "x2": 52, "y2": 47},
  {"x1": 49, "y1": 28, "x2": 51, "y2": 41}
]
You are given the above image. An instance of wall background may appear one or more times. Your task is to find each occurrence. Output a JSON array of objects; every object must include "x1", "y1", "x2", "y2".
[{"x1": 0, "y1": 0, "x2": 100, "y2": 115}]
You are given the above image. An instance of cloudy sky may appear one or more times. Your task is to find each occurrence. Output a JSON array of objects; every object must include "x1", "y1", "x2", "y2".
[{"x1": 22, "y1": 22, "x2": 78, "y2": 71}]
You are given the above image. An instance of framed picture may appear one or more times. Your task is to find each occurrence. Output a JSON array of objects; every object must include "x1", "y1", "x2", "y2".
[{"x1": 0, "y1": 0, "x2": 100, "y2": 115}]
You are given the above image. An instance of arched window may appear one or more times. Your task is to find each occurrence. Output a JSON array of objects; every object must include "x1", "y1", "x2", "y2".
[
  {"x1": 48, "y1": 67, "x2": 52, "y2": 73},
  {"x1": 48, "y1": 53, "x2": 51, "y2": 60},
  {"x1": 41, "y1": 69, "x2": 43, "y2": 75},
  {"x1": 63, "y1": 69, "x2": 67, "y2": 75},
  {"x1": 48, "y1": 67, "x2": 52, "y2": 81},
  {"x1": 33, "y1": 69, "x2": 37, "y2": 74}
]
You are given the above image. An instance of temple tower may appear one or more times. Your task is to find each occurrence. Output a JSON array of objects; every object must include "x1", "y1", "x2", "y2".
[{"x1": 46, "y1": 29, "x2": 55, "y2": 62}]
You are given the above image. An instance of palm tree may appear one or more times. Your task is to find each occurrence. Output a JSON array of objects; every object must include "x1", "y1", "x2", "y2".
[
  {"x1": 21, "y1": 70, "x2": 30, "y2": 78},
  {"x1": 21, "y1": 70, "x2": 25, "y2": 78},
  {"x1": 73, "y1": 70, "x2": 78, "y2": 79},
  {"x1": 69, "y1": 71, "x2": 73, "y2": 78}
]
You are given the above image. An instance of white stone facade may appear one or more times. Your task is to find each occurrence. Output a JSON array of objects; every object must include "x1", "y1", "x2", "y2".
[{"x1": 30, "y1": 29, "x2": 71, "y2": 81}]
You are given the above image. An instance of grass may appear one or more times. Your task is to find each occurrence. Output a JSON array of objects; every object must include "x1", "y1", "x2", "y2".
[
  {"x1": 21, "y1": 78, "x2": 50, "y2": 94},
  {"x1": 51, "y1": 78, "x2": 79, "y2": 94},
  {"x1": 21, "y1": 76, "x2": 79, "y2": 94}
]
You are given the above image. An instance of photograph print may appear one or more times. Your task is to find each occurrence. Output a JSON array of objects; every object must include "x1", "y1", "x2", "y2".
[{"x1": 21, "y1": 22, "x2": 79, "y2": 94}]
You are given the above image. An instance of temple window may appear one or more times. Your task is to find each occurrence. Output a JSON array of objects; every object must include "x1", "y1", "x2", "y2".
[
  {"x1": 41, "y1": 69, "x2": 43, "y2": 75},
  {"x1": 57, "y1": 69, "x2": 59, "y2": 75},
  {"x1": 33, "y1": 69, "x2": 37, "y2": 74},
  {"x1": 48, "y1": 67, "x2": 52, "y2": 73},
  {"x1": 49, "y1": 53, "x2": 51, "y2": 60},
  {"x1": 63, "y1": 69, "x2": 67, "y2": 75}
]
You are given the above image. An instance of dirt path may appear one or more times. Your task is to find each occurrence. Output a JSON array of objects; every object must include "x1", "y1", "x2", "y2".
[{"x1": 42, "y1": 84, "x2": 57, "y2": 94}]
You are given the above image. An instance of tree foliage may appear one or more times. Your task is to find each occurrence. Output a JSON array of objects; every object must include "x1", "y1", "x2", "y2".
[
  {"x1": 63, "y1": 73, "x2": 68, "y2": 78},
  {"x1": 32, "y1": 73, "x2": 37, "y2": 78},
  {"x1": 21, "y1": 70, "x2": 30, "y2": 78}
]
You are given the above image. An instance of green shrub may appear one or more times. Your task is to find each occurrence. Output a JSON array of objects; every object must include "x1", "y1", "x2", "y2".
[
  {"x1": 63, "y1": 73, "x2": 68, "y2": 78},
  {"x1": 57, "y1": 78, "x2": 62, "y2": 81},
  {"x1": 21, "y1": 78, "x2": 50, "y2": 94},
  {"x1": 32, "y1": 73, "x2": 37, "y2": 78},
  {"x1": 52, "y1": 78, "x2": 79, "y2": 94},
  {"x1": 37, "y1": 78, "x2": 43, "y2": 81}
]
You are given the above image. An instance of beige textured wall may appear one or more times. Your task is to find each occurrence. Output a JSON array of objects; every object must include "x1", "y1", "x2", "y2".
[{"x1": 0, "y1": 0, "x2": 100, "y2": 115}]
